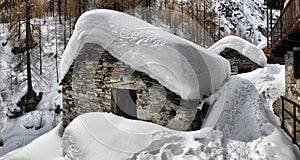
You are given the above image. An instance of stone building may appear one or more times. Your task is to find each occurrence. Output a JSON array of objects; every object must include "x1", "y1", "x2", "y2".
[
  {"x1": 61, "y1": 43, "x2": 204, "y2": 131},
  {"x1": 208, "y1": 35, "x2": 267, "y2": 75},
  {"x1": 285, "y1": 49, "x2": 300, "y2": 103},
  {"x1": 59, "y1": 9, "x2": 231, "y2": 131},
  {"x1": 220, "y1": 48, "x2": 261, "y2": 75}
]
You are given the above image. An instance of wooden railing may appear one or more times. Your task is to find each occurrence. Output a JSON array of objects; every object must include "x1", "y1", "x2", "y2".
[
  {"x1": 281, "y1": 96, "x2": 300, "y2": 148},
  {"x1": 270, "y1": 0, "x2": 300, "y2": 47}
]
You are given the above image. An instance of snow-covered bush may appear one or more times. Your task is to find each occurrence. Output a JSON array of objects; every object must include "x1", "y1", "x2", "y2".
[
  {"x1": 6, "y1": 103, "x2": 22, "y2": 119},
  {"x1": 22, "y1": 111, "x2": 45, "y2": 130}
]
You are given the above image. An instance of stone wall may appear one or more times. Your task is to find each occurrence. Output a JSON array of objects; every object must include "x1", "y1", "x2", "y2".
[
  {"x1": 61, "y1": 43, "x2": 201, "y2": 131},
  {"x1": 220, "y1": 48, "x2": 261, "y2": 75},
  {"x1": 285, "y1": 48, "x2": 300, "y2": 104}
]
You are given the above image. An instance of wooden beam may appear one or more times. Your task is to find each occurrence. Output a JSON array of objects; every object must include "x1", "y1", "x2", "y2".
[
  {"x1": 287, "y1": 33, "x2": 300, "y2": 42},
  {"x1": 286, "y1": 22, "x2": 300, "y2": 41},
  {"x1": 271, "y1": 49, "x2": 287, "y2": 57},
  {"x1": 281, "y1": 40, "x2": 300, "y2": 47},
  {"x1": 275, "y1": 45, "x2": 294, "y2": 51}
]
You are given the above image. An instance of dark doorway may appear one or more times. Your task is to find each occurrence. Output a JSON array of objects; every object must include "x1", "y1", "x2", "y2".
[
  {"x1": 112, "y1": 88, "x2": 137, "y2": 120},
  {"x1": 238, "y1": 64, "x2": 252, "y2": 74}
]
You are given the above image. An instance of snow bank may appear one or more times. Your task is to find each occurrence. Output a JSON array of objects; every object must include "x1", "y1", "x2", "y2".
[
  {"x1": 62, "y1": 112, "x2": 211, "y2": 160},
  {"x1": 208, "y1": 35, "x2": 267, "y2": 67},
  {"x1": 60, "y1": 9, "x2": 230, "y2": 100},
  {"x1": 1, "y1": 123, "x2": 63, "y2": 160}
]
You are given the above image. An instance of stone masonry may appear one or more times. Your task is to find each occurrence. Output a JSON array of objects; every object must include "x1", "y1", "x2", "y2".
[
  {"x1": 61, "y1": 43, "x2": 201, "y2": 131},
  {"x1": 285, "y1": 48, "x2": 300, "y2": 104},
  {"x1": 272, "y1": 48, "x2": 300, "y2": 145},
  {"x1": 220, "y1": 48, "x2": 261, "y2": 75}
]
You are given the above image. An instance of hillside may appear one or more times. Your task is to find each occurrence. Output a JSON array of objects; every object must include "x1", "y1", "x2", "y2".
[{"x1": 214, "y1": 0, "x2": 267, "y2": 44}]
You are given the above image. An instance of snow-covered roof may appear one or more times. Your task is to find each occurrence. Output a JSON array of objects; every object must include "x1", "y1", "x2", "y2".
[
  {"x1": 208, "y1": 35, "x2": 267, "y2": 67},
  {"x1": 60, "y1": 9, "x2": 230, "y2": 100}
]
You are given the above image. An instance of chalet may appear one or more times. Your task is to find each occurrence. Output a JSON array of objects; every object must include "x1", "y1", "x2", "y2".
[
  {"x1": 266, "y1": 0, "x2": 300, "y2": 147},
  {"x1": 60, "y1": 10, "x2": 230, "y2": 131}
]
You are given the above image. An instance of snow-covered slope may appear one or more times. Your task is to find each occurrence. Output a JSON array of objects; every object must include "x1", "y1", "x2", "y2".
[
  {"x1": 61, "y1": 9, "x2": 231, "y2": 100},
  {"x1": 214, "y1": 0, "x2": 267, "y2": 44},
  {"x1": 208, "y1": 35, "x2": 267, "y2": 67}
]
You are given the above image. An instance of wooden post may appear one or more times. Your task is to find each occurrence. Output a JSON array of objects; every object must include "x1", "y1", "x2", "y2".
[
  {"x1": 281, "y1": 96, "x2": 285, "y2": 129},
  {"x1": 293, "y1": 104, "x2": 297, "y2": 144}
]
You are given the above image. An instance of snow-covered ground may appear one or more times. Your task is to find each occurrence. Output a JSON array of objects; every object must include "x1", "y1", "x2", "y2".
[
  {"x1": 0, "y1": 90, "x2": 61, "y2": 155},
  {"x1": 0, "y1": 123, "x2": 64, "y2": 160},
  {"x1": 2, "y1": 64, "x2": 299, "y2": 160}
]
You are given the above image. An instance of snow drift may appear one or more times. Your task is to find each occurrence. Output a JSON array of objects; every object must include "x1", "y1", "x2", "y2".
[
  {"x1": 60, "y1": 9, "x2": 230, "y2": 100},
  {"x1": 208, "y1": 35, "x2": 267, "y2": 67}
]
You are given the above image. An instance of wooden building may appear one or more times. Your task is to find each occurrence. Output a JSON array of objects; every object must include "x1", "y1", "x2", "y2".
[{"x1": 266, "y1": 0, "x2": 300, "y2": 147}]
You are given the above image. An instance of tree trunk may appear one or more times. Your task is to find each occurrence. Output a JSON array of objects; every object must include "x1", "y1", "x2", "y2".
[
  {"x1": 78, "y1": 0, "x2": 82, "y2": 18},
  {"x1": 18, "y1": 14, "x2": 21, "y2": 40},
  {"x1": 55, "y1": 17, "x2": 59, "y2": 83},
  {"x1": 25, "y1": 0, "x2": 36, "y2": 109},
  {"x1": 64, "y1": 0, "x2": 68, "y2": 20},
  {"x1": 131, "y1": 0, "x2": 136, "y2": 16},
  {"x1": 39, "y1": 18, "x2": 42, "y2": 75},
  {"x1": 196, "y1": 0, "x2": 199, "y2": 43},
  {"x1": 58, "y1": 0, "x2": 62, "y2": 24},
  {"x1": 63, "y1": 16, "x2": 67, "y2": 48}
]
